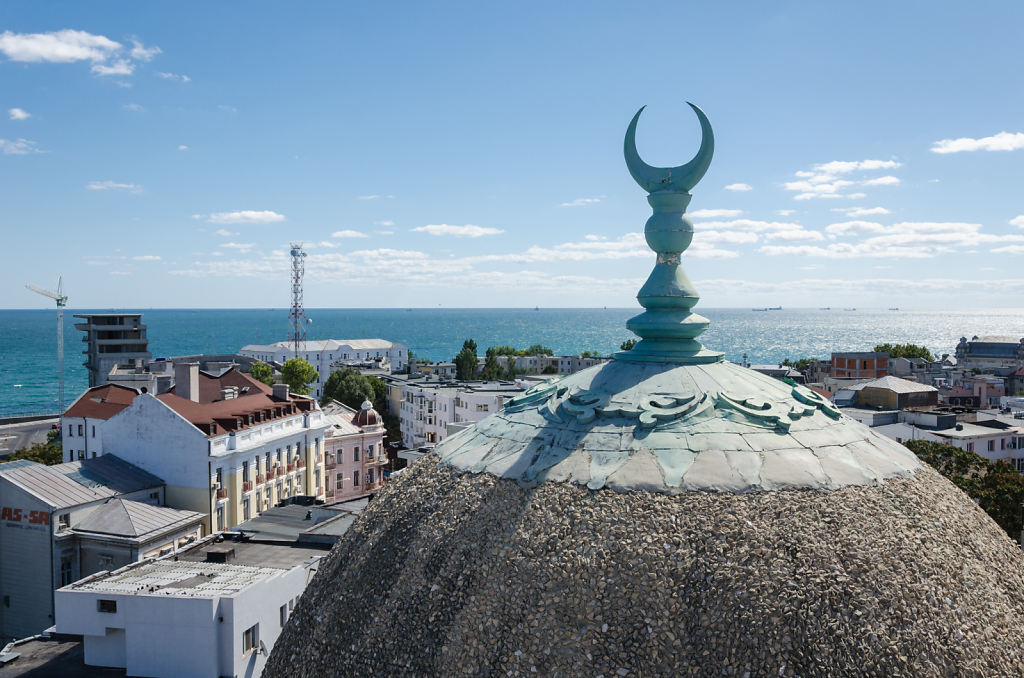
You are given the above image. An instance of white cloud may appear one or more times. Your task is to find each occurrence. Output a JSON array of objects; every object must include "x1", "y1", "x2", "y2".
[
  {"x1": 318, "y1": 241, "x2": 338, "y2": 248},
  {"x1": 214, "y1": 229, "x2": 237, "y2": 237},
  {"x1": 129, "y1": 40, "x2": 160, "y2": 61},
  {"x1": 331, "y1": 229, "x2": 368, "y2": 238},
  {"x1": 91, "y1": 58, "x2": 134, "y2": 76},
  {"x1": 785, "y1": 159, "x2": 901, "y2": 200},
  {"x1": 1010, "y1": 215, "x2": 1024, "y2": 228},
  {"x1": 0, "y1": 29, "x2": 120, "y2": 63},
  {"x1": 689, "y1": 208, "x2": 743, "y2": 218},
  {"x1": 992, "y1": 245, "x2": 1024, "y2": 255},
  {"x1": 358, "y1": 194, "x2": 380, "y2": 200},
  {"x1": 207, "y1": 210, "x2": 286, "y2": 224},
  {"x1": 724, "y1": 183, "x2": 752, "y2": 192},
  {"x1": 178, "y1": 144, "x2": 188, "y2": 151},
  {"x1": 0, "y1": 138, "x2": 44, "y2": 155},
  {"x1": 770, "y1": 221, "x2": 1024, "y2": 258},
  {"x1": 8, "y1": 107, "x2": 30, "y2": 120},
  {"x1": 376, "y1": 230, "x2": 395, "y2": 235},
  {"x1": 693, "y1": 218, "x2": 806, "y2": 235},
  {"x1": 862, "y1": 175, "x2": 900, "y2": 187},
  {"x1": 763, "y1": 229, "x2": 825, "y2": 242},
  {"x1": 776, "y1": 209, "x2": 795, "y2": 216},
  {"x1": 122, "y1": 103, "x2": 145, "y2": 112},
  {"x1": 219, "y1": 242, "x2": 255, "y2": 252},
  {"x1": 412, "y1": 224, "x2": 504, "y2": 238},
  {"x1": 132, "y1": 255, "x2": 160, "y2": 261},
  {"x1": 157, "y1": 71, "x2": 190, "y2": 83},
  {"x1": 217, "y1": 104, "x2": 238, "y2": 113},
  {"x1": 110, "y1": 271, "x2": 131, "y2": 276},
  {"x1": 374, "y1": 220, "x2": 395, "y2": 227},
  {"x1": 560, "y1": 197, "x2": 603, "y2": 207},
  {"x1": 931, "y1": 131, "x2": 1024, "y2": 154},
  {"x1": 832, "y1": 206, "x2": 890, "y2": 217},
  {"x1": 86, "y1": 180, "x2": 142, "y2": 192}
]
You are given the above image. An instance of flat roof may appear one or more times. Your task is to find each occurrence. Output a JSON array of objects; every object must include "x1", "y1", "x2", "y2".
[
  {"x1": 0, "y1": 635, "x2": 122, "y2": 677},
  {"x1": 63, "y1": 535, "x2": 327, "y2": 598}
]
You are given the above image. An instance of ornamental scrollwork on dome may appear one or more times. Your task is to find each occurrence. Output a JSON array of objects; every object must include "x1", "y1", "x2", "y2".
[
  {"x1": 717, "y1": 384, "x2": 843, "y2": 432},
  {"x1": 529, "y1": 386, "x2": 711, "y2": 429}
]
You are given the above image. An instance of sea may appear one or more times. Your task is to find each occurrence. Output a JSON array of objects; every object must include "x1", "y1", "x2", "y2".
[{"x1": 2, "y1": 307, "x2": 1022, "y2": 416}]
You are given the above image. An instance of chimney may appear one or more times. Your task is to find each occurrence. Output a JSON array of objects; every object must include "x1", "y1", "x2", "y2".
[
  {"x1": 273, "y1": 383, "x2": 290, "y2": 400},
  {"x1": 174, "y1": 362, "x2": 200, "y2": 402}
]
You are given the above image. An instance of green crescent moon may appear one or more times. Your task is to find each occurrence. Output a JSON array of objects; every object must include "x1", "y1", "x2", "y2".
[{"x1": 624, "y1": 102, "x2": 714, "y2": 194}]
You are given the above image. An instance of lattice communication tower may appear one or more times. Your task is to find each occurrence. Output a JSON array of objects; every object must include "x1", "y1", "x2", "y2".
[{"x1": 288, "y1": 243, "x2": 308, "y2": 358}]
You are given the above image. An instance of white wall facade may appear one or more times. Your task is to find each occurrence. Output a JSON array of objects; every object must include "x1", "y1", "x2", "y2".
[
  {"x1": 55, "y1": 555, "x2": 319, "y2": 678},
  {"x1": 62, "y1": 416, "x2": 107, "y2": 462}
]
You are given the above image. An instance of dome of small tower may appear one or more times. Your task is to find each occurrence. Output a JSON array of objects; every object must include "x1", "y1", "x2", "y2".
[
  {"x1": 266, "y1": 105, "x2": 1024, "y2": 678},
  {"x1": 354, "y1": 399, "x2": 380, "y2": 427}
]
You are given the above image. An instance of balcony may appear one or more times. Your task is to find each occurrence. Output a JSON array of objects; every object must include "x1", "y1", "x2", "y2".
[
  {"x1": 243, "y1": 480, "x2": 253, "y2": 492},
  {"x1": 274, "y1": 467, "x2": 284, "y2": 478},
  {"x1": 297, "y1": 458, "x2": 306, "y2": 469},
  {"x1": 286, "y1": 463, "x2": 296, "y2": 473},
  {"x1": 325, "y1": 461, "x2": 337, "y2": 470},
  {"x1": 256, "y1": 474, "x2": 266, "y2": 485},
  {"x1": 216, "y1": 487, "x2": 228, "y2": 500}
]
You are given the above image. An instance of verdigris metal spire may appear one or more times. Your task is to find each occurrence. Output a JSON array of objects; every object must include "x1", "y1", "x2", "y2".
[{"x1": 617, "y1": 103, "x2": 723, "y2": 364}]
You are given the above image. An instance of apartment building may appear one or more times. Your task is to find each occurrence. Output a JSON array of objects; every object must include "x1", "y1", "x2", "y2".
[
  {"x1": 831, "y1": 352, "x2": 889, "y2": 380},
  {"x1": 65, "y1": 364, "x2": 329, "y2": 533},
  {"x1": 239, "y1": 339, "x2": 409, "y2": 400},
  {"x1": 74, "y1": 314, "x2": 152, "y2": 388},
  {"x1": 322, "y1": 401, "x2": 387, "y2": 503},
  {"x1": 398, "y1": 379, "x2": 526, "y2": 449}
]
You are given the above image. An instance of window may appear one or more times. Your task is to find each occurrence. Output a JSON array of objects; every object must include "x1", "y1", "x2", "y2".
[
  {"x1": 216, "y1": 467, "x2": 223, "y2": 485},
  {"x1": 988, "y1": 440, "x2": 995, "y2": 452},
  {"x1": 353, "y1": 447, "x2": 360, "y2": 462},
  {"x1": 280, "y1": 604, "x2": 288, "y2": 627},
  {"x1": 58, "y1": 513, "x2": 70, "y2": 529},
  {"x1": 77, "y1": 424, "x2": 83, "y2": 436},
  {"x1": 367, "y1": 468, "x2": 374, "y2": 484},
  {"x1": 367, "y1": 444, "x2": 374, "y2": 458},
  {"x1": 242, "y1": 624, "x2": 259, "y2": 654},
  {"x1": 77, "y1": 451, "x2": 84, "y2": 461},
  {"x1": 98, "y1": 554, "x2": 114, "y2": 570},
  {"x1": 68, "y1": 424, "x2": 73, "y2": 437},
  {"x1": 477, "y1": 404, "x2": 489, "y2": 412},
  {"x1": 967, "y1": 442, "x2": 974, "y2": 453},
  {"x1": 243, "y1": 497, "x2": 251, "y2": 521},
  {"x1": 336, "y1": 474, "x2": 344, "y2": 490},
  {"x1": 353, "y1": 470, "x2": 360, "y2": 486},
  {"x1": 215, "y1": 506, "x2": 224, "y2": 531},
  {"x1": 149, "y1": 491, "x2": 159, "y2": 501},
  {"x1": 60, "y1": 556, "x2": 73, "y2": 586},
  {"x1": 98, "y1": 599, "x2": 117, "y2": 613},
  {"x1": 243, "y1": 461, "x2": 250, "y2": 482},
  {"x1": 92, "y1": 426, "x2": 96, "y2": 437}
]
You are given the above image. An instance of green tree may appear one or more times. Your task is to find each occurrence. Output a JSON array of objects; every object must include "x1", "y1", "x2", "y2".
[
  {"x1": 249, "y1": 361, "x2": 274, "y2": 386},
  {"x1": 873, "y1": 343, "x2": 935, "y2": 361},
  {"x1": 4, "y1": 429, "x2": 63, "y2": 466},
  {"x1": 280, "y1": 358, "x2": 318, "y2": 396},
  {"x1": 541, "y1": 364, "x2": 559, "y2": 374},
  {"x1": 905, "y1": 439, "x2": 1024, "y2": 541},
  {"x1": 455, "y1": 339, "x2": 478, "y2": 380},
  {"x1": 524, "y1": 344, "x2": 553, "y2": 356},
  {"x1": 322, "y1": 368, "x2": 374, "y2": 408},
  {"x1": 620, "y1": 338, "x2": 638, "y2": 351},
  {"x1": 481, "y1": 348, "x2": 503, "y2": 380},
  {"x1": 781, "y1": 357, "x2": 814, "y2": 371}
]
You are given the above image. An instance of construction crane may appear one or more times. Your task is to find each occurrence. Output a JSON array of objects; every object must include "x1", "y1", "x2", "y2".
[{"x1": 26, "y1": 276, "x2": 68, "y2": 413}]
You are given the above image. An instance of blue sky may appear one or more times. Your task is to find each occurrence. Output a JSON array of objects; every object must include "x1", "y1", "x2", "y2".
[{"x1": 3, "y1": 2, "x2": 1024, "y2": 309}]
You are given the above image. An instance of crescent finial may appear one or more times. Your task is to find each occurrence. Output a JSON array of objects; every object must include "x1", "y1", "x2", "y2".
[{"x1": 624, "y1": 102, "x2": 714, "y2": 193}]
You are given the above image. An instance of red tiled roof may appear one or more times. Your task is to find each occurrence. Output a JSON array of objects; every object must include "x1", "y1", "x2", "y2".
[
  {"x1": 64, "y1": 383, "x2": 140, "y2": 420},
  {"x1": 807, "y1": 385, "x2": 833, "y2": 399},
  {"x1": 156, "y1": 368, "x2": 314, "y2": 436}
]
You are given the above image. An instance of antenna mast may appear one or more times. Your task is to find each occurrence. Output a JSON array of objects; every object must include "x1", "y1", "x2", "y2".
[{"x1": 288, "y1": 244, "x2": 307, "y2": 358}]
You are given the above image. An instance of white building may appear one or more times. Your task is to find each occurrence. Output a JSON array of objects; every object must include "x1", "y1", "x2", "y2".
[
  {"x1": 55, "y1": 534, "x2": 327, "y2": 678},
  {"x1": 64, "y1": 364, "x2": 330, "y2": 533},
  {"x1": 0, "y1": 456, "x2": 203, "y2": 642},
  {"x1": 398, "y1": 379, "x2": 525, "y2": 449},
  {"x1": 239, "y1": 339, "x2": 409, "y2": 400}
]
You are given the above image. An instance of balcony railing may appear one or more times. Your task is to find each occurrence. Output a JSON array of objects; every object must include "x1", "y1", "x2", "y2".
[
  {"x1": 325, "y1": 461, "x2": 337, "y2": 470},
  {"x1": 297, "y1": 458, "x2": 306, "y2": 469},
  {"x1": 274, "y1": 467, "x2": 283, "y2": 478},
  {"x1": 256, "y1": 474, "x2": 266, "y2": 485},
  {"x1": 243, "y1": 480, "x2": 253, "y2": 492},
  {"x1": 286, "y1": 463, "x2": 296, "y2": 473},
  {"x1": 216, "y1": 488, "x2": 228, "y2": 500}
]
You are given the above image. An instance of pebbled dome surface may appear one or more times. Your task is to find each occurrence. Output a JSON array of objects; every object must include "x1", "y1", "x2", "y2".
[{"x1": 266, "y1": 456, "x2": 1024, "y2": 677}]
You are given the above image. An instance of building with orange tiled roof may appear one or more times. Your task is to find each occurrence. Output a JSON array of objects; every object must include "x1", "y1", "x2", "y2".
[{"x1": 68, "y1": 363, "x2": 330, "y2": 533}]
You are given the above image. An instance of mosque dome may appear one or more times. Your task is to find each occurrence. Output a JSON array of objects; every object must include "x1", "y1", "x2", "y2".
[
  {"x1": 266, "y1": 105, "x2": 1024, "y2": 677},
  {"x1": 354, "y1": 399, "x2": 381, "y2": 427}
]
